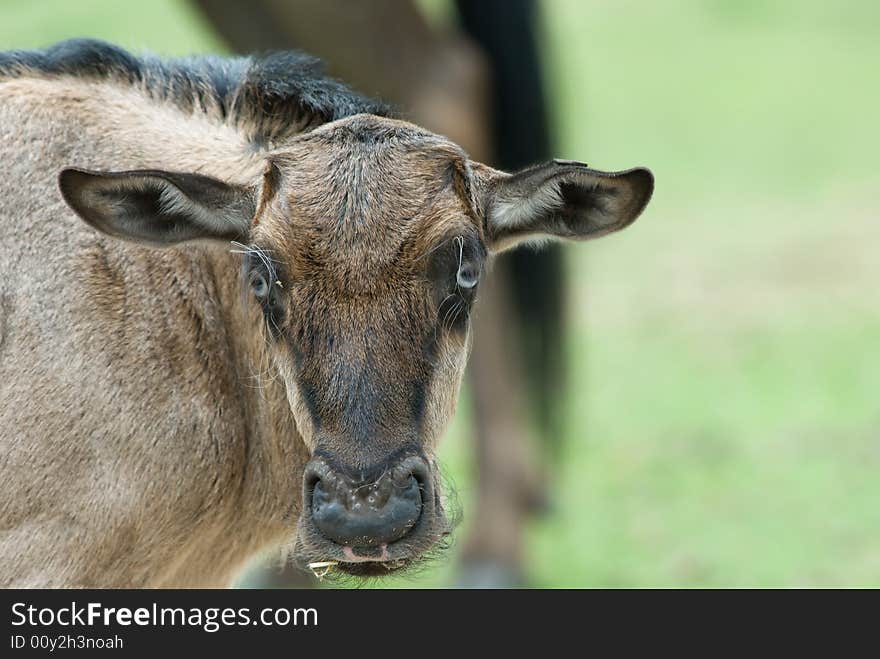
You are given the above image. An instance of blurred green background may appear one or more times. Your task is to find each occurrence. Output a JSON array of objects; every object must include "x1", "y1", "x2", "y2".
[{"x1": 4, "y1": 0, "x2": 877, "y2": 586}]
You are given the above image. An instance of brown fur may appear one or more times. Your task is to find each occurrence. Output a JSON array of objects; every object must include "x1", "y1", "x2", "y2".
[{"x1": 0, "y1": 47, "x2": 652, "y2": 586}]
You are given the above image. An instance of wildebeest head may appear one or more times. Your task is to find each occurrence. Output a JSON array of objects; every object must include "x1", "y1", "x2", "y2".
[{"x1": 59, "y1": 113, "x2": 652, "y2": 576}]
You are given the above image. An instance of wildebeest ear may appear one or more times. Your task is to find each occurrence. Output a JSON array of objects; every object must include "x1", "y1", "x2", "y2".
[
  {"x1": 481, "y1": 160, "x2": 654, "y2": 253},
  {"x1": 58, "y1": 168, "x2": 255, "y2": 246}
]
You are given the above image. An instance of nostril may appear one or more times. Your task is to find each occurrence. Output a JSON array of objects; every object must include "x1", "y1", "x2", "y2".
[
  {"x1": 304, "y1": 471, "x2": 321, "y2": 493},
  {"x1": 311, "y1": 479, "x2": 331, "y2": 506},
  {"x1": 398, "y1": 474, "x2": 421, "y2": 503},
  {"x1": 310, "y1": 470, "x2": 424, "y2": 548},
  {"x1": 393, "y1": 456, "x2": 429, "y2": 490},
  {"x1": 303, "y1": 461, "x2": 332, "y2": 498}
]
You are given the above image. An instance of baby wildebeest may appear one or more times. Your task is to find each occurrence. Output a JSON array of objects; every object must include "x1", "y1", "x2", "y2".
[{"x1": 0, "y1": 40, "x2": 653, "y2": 587}]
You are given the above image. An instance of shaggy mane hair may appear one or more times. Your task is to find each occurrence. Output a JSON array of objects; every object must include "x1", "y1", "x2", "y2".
[{"x1": 0, "y1": 38, "x2": 392, "y2": 145}]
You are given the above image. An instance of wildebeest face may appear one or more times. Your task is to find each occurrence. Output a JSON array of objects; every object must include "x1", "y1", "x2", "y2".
[
  {"x1": 59, "y1": 113, "x2": 653, "y2": 576},
  {"x1": 244, "y1": 118, "x2": 486, "y2": 573}
]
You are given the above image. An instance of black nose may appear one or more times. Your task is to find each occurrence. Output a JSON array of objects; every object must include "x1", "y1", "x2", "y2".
[{"x1": 307, "y1": 459, "x2": 425, "y2": 547}]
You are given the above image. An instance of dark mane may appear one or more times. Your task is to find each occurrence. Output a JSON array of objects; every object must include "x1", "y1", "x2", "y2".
[{"x1": 0, "y1": 38, "x2": 392, "y2": 145}]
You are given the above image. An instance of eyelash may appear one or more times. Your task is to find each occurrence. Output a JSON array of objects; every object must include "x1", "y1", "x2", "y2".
[
  {"x1": 249, "y1": 267, "x2": 285, "y2": 334},
  {"x1": 452, "y1": 235, "x2": 481, "y2": 290},
  {"x1": 456, "y1": 263, "x2": 480, "y2": 290},
  {"x1": 251, "y1": 271, "x2": 271, "y2": 298}
]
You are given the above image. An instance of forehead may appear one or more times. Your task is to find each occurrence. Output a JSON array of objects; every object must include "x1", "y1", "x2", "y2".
[{"x1": 256, "y1": 115, "x2": 479, "y2": 288}]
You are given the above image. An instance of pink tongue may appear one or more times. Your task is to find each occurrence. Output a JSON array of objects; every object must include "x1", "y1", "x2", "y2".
[{"x1": 343, "y1": 545, "x2": 389, "y2": 563}]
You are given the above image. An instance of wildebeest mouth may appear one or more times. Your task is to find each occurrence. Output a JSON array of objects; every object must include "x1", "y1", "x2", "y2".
[
  {"x1": 293, "y1": 463, "x2": 458, "y2": 579},
  {"x1": 294, "y1": 529, "x2": 456, "y2": 579}
]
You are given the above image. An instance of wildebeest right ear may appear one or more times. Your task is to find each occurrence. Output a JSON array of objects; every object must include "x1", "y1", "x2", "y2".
[
  {"x1": 58, "y1": 168, "x2": 255, "y2": 246},
  {"x1": 480, "y1": 160, "x2": 654, "y2": 253}
]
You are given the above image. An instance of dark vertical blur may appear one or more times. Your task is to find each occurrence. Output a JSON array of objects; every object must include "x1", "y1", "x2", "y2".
[{"x1": 456, "y1": 0, "x2": 566, "y2": 445}]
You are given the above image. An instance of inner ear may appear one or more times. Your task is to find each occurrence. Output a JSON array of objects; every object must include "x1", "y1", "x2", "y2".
[
  {"x1": 483, "y1": 160, "x2": 654, "y2": 252},
  {"x1": 559, "y1": 181, "x2": 607, "y2": 215},
  {"x1": 59, "y1": 168, "x2": 255, "y2": 246}
]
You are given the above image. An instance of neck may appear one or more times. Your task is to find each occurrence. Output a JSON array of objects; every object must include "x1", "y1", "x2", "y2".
[
  {"x1": 0, "y1": 75, "x2": 266, "y2": 184},
  {"x1": 2, "y1": 72, "x2": 309, "y2": 552}
]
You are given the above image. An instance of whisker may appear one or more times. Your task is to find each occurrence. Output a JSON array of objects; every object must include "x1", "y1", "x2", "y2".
[
  {"x1": 230, "y1": 240, "x2": 279, "y2": 284},
  {"x1": 414, "y1": 235, "x2": 457, "y2": 263}
]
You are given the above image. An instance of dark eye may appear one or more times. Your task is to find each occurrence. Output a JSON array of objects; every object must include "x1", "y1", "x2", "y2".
[
  {"x1": 251, "y1": 271, "x2": 270, "y2": 299},
  {"x1": 456, "y1": 263, "x2": 480, "y2": 290}
]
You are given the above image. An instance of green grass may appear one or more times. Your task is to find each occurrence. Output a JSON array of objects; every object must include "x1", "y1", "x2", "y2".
[
  {"x1": 534, "y1": 0, "x2": 880, "y2": 587},
  {"x1": 0, "y1": 0, "x2": 222, "y2": 54},
  {"x1": 4, "y1": 0, "x2": 878, "y2": 587}
]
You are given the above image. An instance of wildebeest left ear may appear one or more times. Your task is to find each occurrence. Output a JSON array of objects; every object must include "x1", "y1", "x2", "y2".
[
  {"x1": 59, "y1": 168, "x2": 255, "y2": 246},
  {"x1": 481, "y1": 159, "x2": 654, "y2": 252}
]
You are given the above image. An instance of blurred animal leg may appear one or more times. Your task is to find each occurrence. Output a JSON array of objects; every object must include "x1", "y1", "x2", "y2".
[{"x1": 460, "y1": 266, "x2": 546, "y2": 587}]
